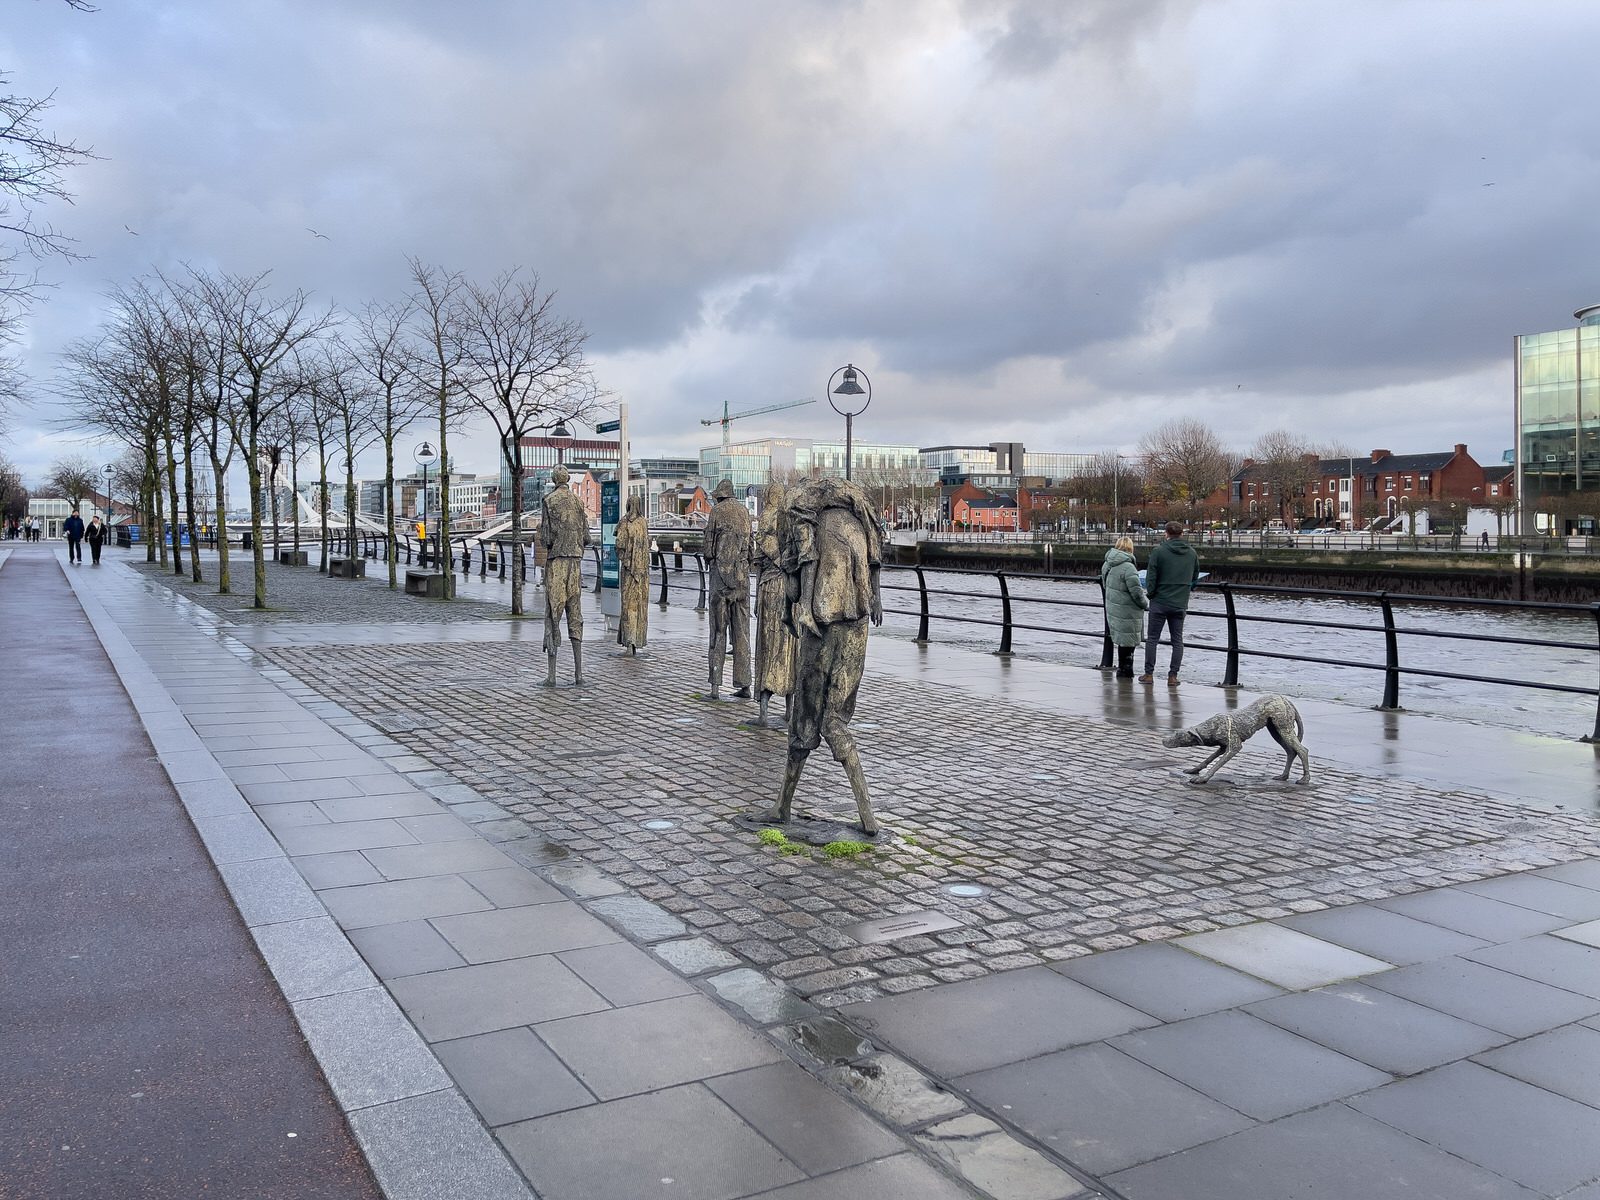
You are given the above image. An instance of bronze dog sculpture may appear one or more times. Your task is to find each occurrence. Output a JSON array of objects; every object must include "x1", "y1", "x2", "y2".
[{"x1": 1163, "y1": 695, "x2": 1311, "y2": 785}]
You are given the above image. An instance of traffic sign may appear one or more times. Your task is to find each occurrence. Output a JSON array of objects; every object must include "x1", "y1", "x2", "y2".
[{"x1": 595, "y1": 419, "x2": 621, "y2": 433}]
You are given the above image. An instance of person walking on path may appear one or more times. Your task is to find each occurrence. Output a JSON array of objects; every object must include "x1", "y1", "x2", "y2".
[
  {"x1": 62, "y1": 509, "x2": 85, "y2": 564},
  {"x1": 85, "y1": 515, "x2": 107, "y2": 565},
  {"x1": 1140, "y1": 521, "x2": 1200, "y2": 686},
  {"x1": 1100, "y1": 536, "x2": 1148, "y2": 679}
]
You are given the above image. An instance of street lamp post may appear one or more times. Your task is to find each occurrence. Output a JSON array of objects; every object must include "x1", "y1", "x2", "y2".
[
  {"x1": 413, "y1": 441, "x2": 438, "y2": 567},
  {"x1": 827, "y1": 364, "x2": 871, "y2": 481},
  {"x1": 103, "y1": 463, "x2": 115, "y2": 547}
]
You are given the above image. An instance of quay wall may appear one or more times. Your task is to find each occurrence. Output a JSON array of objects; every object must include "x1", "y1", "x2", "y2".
[{"x1": 904, "y1": 541, "x2": 1600, "y2": 604}]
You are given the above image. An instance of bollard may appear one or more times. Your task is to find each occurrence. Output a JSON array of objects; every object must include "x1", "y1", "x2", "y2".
[
  {"x1": 1220, "y1": 582, "x2": 1240, "y2": 687},
  {"x1": 1098, "y1": 576, "x2": 1114, "y2": 669},
  {"x1": 996, "y1": 569, "x2": 1013, "y2": 656},
  {"x1": 593, "y1": 546, "x2": 604, "y2": 595},
  {"x1": 1377, "y1": 591, "x2": 1401, "y2": 711},
  {"x1": 694, "y1": 554, "x2": 707, "y2": 613},
  {"x1": 656, "y1": 549, "x2": 669, "y2": 608},
  {"x1": 913, "y1": 566, "x2": 930, "y2": 643},
  {"x1": 1587, "y1": 604, "x2": 1600, "y2": 744}
]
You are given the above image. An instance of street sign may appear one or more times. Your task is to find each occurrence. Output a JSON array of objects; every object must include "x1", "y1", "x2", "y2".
[
  {"x1": 600, "y1": 480, "x2": 620, "y2": 589},
  {"x1": 595, "y1": 419, "x2": 621, "y2": 434}
]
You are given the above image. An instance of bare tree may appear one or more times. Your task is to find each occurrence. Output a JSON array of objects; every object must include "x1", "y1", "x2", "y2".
[
  {"x1": 1248, "y1": 429, "x2": 1319, "y2": 528},
  {"x1": 198, "y1": 270, "x2": 336, "y2": 608},
  {"x1": 0, "y1": 453, "x2": 22, "y2": 524},
  {"x1": 450, "y1": 270, "x2": 602, "y2": 617},
  {"x1": 1139, "y1": 419, "x2": 1236, "y2": 523},
  {"x1": 47, "y1": 452, "x2": 98, "y2": 510},
  {"x1": 408, "y1": 260, "x2": 473, "y2": 600},
  {"x1": 352, "y1": 297, "x2": 429, "y2": 587},
  {"x1": 312, "y1": 338, "x2": 382, "y2": 566}
]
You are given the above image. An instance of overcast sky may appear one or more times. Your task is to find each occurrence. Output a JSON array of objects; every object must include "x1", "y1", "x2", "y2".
[{"x1": 4, "y1": 0, "x2": 1598, "y2": 488}]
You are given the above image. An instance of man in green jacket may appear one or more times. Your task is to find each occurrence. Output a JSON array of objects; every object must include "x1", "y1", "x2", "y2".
[{"x1": 1140, "y1": 521, "x2": 1200, "y2": 686}]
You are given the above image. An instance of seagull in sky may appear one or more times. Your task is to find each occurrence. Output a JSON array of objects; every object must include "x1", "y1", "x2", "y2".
[
  {"x1": 124, "y1": 224, "x2": 139, "y2": 235},
  {"x1": 306, "y1": 227, "x2": 330, "y2": 240}
]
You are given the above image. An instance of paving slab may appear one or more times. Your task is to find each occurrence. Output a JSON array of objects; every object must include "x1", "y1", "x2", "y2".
[
  {"x1": 956, "y1": 1042, "x2": 1255, "y2": 1177},
  {"x1": 252, "y1": 916, "x2": 380, "y2": 1002},
  {"x1": 1245, "y1": 982, "x2": 1511, "y2": 1075},
  {"x1": 430, "y1": 902, "x2": 622, "y2": 962},
  {"x1": 840, "y1": 965, "x2": 1157, "y2": 1076},
  {"x1": 533, "y1": 993, "x2": 783, "y2": 1099},
  {"x1": 705, "y1": 1061, "x2": 905, "y2": 1176},
  {"x1": 1553, "y1": 917, "x2": 1600, "y2": 948},
  {"x1": 1465, "y1": 934, "x2": 1600, "y2": 999},
  {"x1": 1534, "y1": 859, "x2": 1600, "y2": 889},
  {"x1": 1109, "y1": 1009, "x2": 1391, "y2": 1119},
  {"x1": 461, "y1": 867, "x2": 564, "y2": 908},
  {"x1": 320, "y1": 875, "x2": 494, "y2": 929},
  {"x1": 361, "y1": 838, "x2": 516, "y2": 880},
  {"x1": 1349, "y1": 1060, "x2": 1600, "y2": 1195},
  {"x1": 296, "y1": 850, "x2": 385, "y2": 889},
  {"x1": 1106, "y1": 1102, "x2": 1539, "y2": 1200},
  {"x1": 216, "y1": 855, "x2": 326, "y2": 926},
  {"x1": 1051, "y1": 941, "x2": 1283, "y2": 1021},
  {"x1": 1473, "y1": 1023, "x2": 1600, "y2": 1108},
  {"x1": 555, "y1": 941, "x2": 696, "y2": 1006},
  {"x1": 1455, "y1": 872, "x2": 1600, "y2": 920},
  {"x1": 433, "y1": 1027, "x2": 595, "y2": 1126},
  {"x1": 745, "y1": 1153, "x2": 982, "y2": 1200},
  {"x1": 389, "y1": 955, "x2": 610, "y2": 1041},
  {"x1": 1373, "y1": 888, "x2": 1570, "y2": 940},
  {"x1": 1279, "y1": 903, "x2": 1491, "y2": 965},
  {"x1": 348, "y1": 919, "x2": 468, "y2": 978},
  {"x1": 276, "y1": 819, "x2": 420, "y2": 856},
  {"x1": 1173, "y1": 923, "x2": 1392, "y2": 990},
  {"x1": 498, "y1": 1084, "x2": 804, "y2": 1200},
  {"x1": 1363, "y1": 955, "x2": 1600, "y2": 1036}
]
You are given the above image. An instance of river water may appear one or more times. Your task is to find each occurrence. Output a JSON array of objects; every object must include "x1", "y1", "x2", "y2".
[{"x1": 876, "y1": 569, "x2": 1598, "y2": 739}]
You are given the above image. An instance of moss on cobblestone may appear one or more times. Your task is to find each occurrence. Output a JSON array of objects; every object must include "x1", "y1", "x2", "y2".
[
  {"x1": 757, "y1": 829, "x2": 787, "y2": 846},
  {"x1": 823, "y1": 840, "x2": 872, "y2": 858}
]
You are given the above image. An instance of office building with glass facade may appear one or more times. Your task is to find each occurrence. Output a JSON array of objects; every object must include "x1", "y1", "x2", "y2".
[
  {"x1": 1516, "y1": 306, "x2": 1600, "y2": 533},
  {"x1": 698, "y1": 437, "x2": 923, "y2": 488}
]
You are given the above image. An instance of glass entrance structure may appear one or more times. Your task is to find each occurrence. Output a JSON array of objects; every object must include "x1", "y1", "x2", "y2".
[{"x1": 1515, "y1": 305, "x2": 1600, "y2": 533}]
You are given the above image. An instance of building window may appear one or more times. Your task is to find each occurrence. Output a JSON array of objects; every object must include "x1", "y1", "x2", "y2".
[
  {"x1": 1403, "y1": 476, "x2": 1413, "y2": 490},
  {"x1": 1386, "y1": 479, "x2": 1395, "y2": 491},
  {"x1": 1490, "y1": 484, "x2": 1500, "y2": 496}
]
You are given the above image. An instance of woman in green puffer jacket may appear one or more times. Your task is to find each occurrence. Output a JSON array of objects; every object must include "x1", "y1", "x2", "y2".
[{"x1": 1100, "y1": 537, "x2": 1149, "y2": 678}]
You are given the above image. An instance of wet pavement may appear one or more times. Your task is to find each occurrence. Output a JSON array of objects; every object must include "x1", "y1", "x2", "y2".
[
  {"x1": 20, "y1": 542, "x2": 1600, "y2": 1199},
  {"x1": 0, "y1": 547, "x2": 382, "y2": 1200}
]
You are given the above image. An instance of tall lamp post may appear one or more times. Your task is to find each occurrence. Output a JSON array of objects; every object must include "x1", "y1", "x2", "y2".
[
  {"x1": 413, "y1": 441, "x2": 438, "y2": 566},
  {"x1": 103, "y1": 463, "x2": 115, "y2": 547},
  {"x1": 827, "y1": 364, "x2": 871, "y2": 481}
]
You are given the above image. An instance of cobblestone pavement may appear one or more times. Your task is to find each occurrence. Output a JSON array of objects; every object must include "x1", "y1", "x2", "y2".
[
  {"x1": 251, "y1": 625, "x2": 1600, "y2": 1009},
  {"x1": 129, "y1": 553, "x2": 508, "y2": 624}
]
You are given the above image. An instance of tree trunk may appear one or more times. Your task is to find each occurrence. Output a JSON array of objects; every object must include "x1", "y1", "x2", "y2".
[
  {"x1": 291, "y1": 449, "x2": 301, "y2": 555},
  {"x1": 143, "y1": 474, "x2": 157, "y2": 563},
  {"x1": 163, "y1": 434, "x2": 183, "y2": 577},
  {"x1": 210, "y1": 450, "x2": 232, "y2": 594},
  {"x1": 153, "y1": 467, "x2": 168, "y2": 569},
  {"x1": 345, "y1": 462, "x2": 358, "y2": 565},
  {"x1": 183, "y1": 421, "x2": 202, "y2": 583},
  {"x1": 510, "y1": 460, "x2": 524, "y2": 616},
  {"x1": 317, "y1": 448, "x2": 330, "y2": 572},
  {"x1": 438, "y1": 403, "x2": 454, "y2": 599},
  {"x1": 385, "y1": 438, "x2": 397, "y2": 588},
  {"x1": 247, "y1": 421, "x2": 267, "y2": 610},
  {"x1": 269, "y1": 465, "x2": 281, "y2": 563}
]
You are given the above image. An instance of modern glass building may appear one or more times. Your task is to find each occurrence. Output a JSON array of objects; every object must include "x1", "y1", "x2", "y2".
[
  {"x1": 1516, "y1": 306, "x2": 1600, "y2": 533},
  {"x1": 698, "y1": 437, "x2": 923, "y2": 488},
  {"x1": 919, "y1": 445, "x2": 1095, "y2": 484}
]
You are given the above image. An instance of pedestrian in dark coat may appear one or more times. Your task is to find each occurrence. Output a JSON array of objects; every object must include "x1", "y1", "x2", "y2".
[
  {"x1": 1141, "y1": 521, "x2": 1201, "y2": 685},
  {"x1": 1100, "y1": 537, "x2": 1148, "y2": 678},
  {"x1": 85, "y1": 516, "x2": 106, "y2": 565},
  {"x1": 63, "y1": 510, "x2": 85, "y2": 564}
]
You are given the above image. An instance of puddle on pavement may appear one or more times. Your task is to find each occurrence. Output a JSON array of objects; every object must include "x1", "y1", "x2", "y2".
[
  {"x1": 777, "y1": 1014, "x2": 872, "y2": 1065},
  {"x1": 821, "y1": 1052, "x2": 967, "y2": 1128}
]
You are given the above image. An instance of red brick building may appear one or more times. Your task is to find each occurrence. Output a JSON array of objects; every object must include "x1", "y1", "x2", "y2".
[
  {"x1": 952, "y1": 493, "x2": 1020, "y2": 530},
  {"x1": 1216, "y1": 444, "x2": 1503, "y2": 530}
]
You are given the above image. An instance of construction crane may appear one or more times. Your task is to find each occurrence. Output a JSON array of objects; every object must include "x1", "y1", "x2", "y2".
[{"x1": 701, "y1": 397, "x2": 816, "y2": 480}]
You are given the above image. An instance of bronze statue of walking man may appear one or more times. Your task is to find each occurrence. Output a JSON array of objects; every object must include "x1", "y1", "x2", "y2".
[
  {"x1": 540, "y1": 466, "x2": 589, "y2": 686},
  {"x1": 764, "y1": 477, "x2": 882, "y2": 835},
  {"x1": 752, "y1": 481, "x2": 796, "y2": 727},
  {"x1": 615, "y1": 494, "x2": 650, "y2": 654},
  {"x1": 702, "y1": 478, "x2": 753, "y2": 700}
]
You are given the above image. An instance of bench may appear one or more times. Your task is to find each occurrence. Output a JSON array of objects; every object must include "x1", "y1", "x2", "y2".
[
  {"x1": 278, "y1": 549, "x2": 308, "y2": 566},
  {"x1": 404, "y1": 569, "x2": 446, "y2": 598},
  {"x1": 328, "y1": 556, "x2": 365, "y2": 579}
]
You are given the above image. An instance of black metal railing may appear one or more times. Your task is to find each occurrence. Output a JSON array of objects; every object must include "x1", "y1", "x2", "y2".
[{"x1": 864, "y1": 564, "x2": 1600, "y2": 741}]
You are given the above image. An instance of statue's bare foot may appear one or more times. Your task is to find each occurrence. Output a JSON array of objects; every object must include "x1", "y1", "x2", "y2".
[{"x1": 733, "y1": 685, "x2": 751, "y2": 699}]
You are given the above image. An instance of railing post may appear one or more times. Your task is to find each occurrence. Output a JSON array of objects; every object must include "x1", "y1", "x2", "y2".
[
  {"x1": 1585, "y1": 605, "x2": 1600, "y2": 743},
  {"x1": 1377, "y1": 591, "x2": 1401, "y2": 711},
  {"x1": 913, "y1": 566, "x2": 930, "y2": 643},
  {"x1": 996, "y1": 569, "x2": 1012, "y2": 656},
  {"x1": 498, "y1": 543, "x2": 507, "y2": 581},
  {"x1": 656, "y1": 549, "x2": 669, "y2": 608},
  {"x1": 1220, "y1": 582, "x2": 1240, "y2": 687},
  {"x1": 694, "y1": 554, "x2": 707, "y2": 613},
  {"x1": 593, "y1": 546, "x2": 604, "y2": 595},
  {"x1": 1098, "y1": 578, "x2": 1114, "y2": 669}
]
